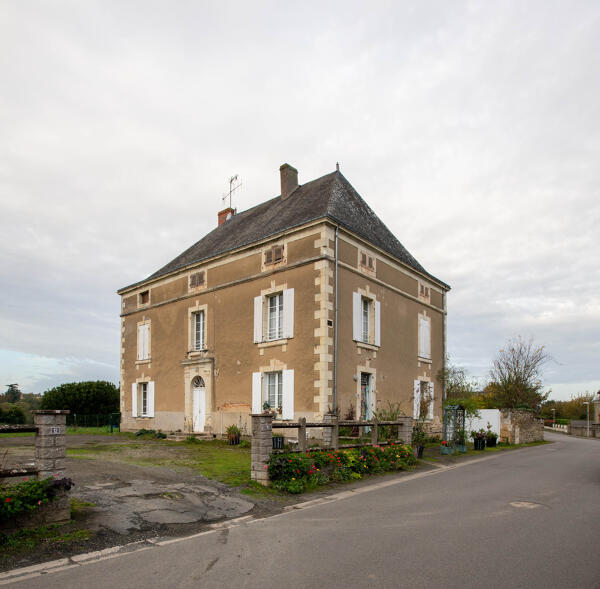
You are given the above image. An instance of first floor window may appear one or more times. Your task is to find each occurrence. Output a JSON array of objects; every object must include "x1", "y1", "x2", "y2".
[
  {"x1": 268, "y1": 293, "x2": 283, "y2": 340},
  {"x1": 418, "y1": 315, "x2": 431, "y2": 360},
  {"x1": 361, "y1": 297, "x2": 370, "y2": 343},
  {"x1": 193, "y1": 310, "x2": 205, "y2": 351},
  {"x1": 353, "y1": 292, "x2": 380, "y2": 346},
  {"x1": 137, "y1": 323, "x2": 150, "y2": 360},
  {"x1": 413, "y1": 380, "x2": 434, "y2": 420},
  {"x1": 264, "y1": 371, "x2": 283, "y2": 409}
]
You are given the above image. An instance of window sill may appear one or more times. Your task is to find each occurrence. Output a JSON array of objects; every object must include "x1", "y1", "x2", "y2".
[
  {"x1": 135, "y1": 359, "x2": 151, "y2": 365},
  {"x1": 188, "y1": 349, "x2": 208, "y2": 357},
  {"x1": 355, "y1": 341, "x2": 379, "y2": 351},
  {"x1": 257, "y1": 339, "x2": 289, "y2": 349},
  {"x1": 418, "y1": 356, "x2": 432, "y2": 364}
]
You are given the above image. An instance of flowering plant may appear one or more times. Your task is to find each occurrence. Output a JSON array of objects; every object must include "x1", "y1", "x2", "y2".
[
  {"x1": 0, "y1": 477, "x2": 74, "y2": 521},
  {"x1": 267, "y1": 444, "x2": 417, "y2": 493}
]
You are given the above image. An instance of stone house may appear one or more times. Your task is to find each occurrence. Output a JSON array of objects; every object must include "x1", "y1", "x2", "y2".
[{"x1": 117, "y1": 164, "x2": 450, "y2": 435}]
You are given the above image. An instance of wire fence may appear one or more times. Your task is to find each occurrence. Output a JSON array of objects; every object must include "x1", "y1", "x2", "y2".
[{"x1": 66, "y1": 413, "x2": 121, "y2": 429}]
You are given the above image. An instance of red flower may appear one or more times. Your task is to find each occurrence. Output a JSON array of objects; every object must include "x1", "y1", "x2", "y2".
[{"x1": 4, "y1": 498, "x2": 11, "y2": 503}]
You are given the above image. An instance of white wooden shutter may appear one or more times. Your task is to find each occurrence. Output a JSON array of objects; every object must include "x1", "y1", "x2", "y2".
[
  {"x1": 424, "y1": 319, "x2": 431, "y2": 359},
  {"x1": 137, "y1": 325, "x2": 143, "y2": 360},
  {"x1": 253, "y1": 296, "x2": 263, "y2": 343},
  {"x1": 143, "y1": 324, "x2": 149, "y2": 359},
  {"x1": 282, "y1": 369, "x2": 294, "y2": 420},
  {"x1": 428, "y1": 382, "x2": 434, "y2": 420},
  {"x1": 413, "y1": 380, "x2": 421, "y2": 419},
  {"x1": 352, "y1": 292, "x2": 361, "y2": 341},
  {"x1": 131, "y1": 383, "x2": 138, "y2": 417},
  {"x1": 374, "y1": 300, "x2": 381, "y2": 346},
  {"x1": 418, "y1": 317, "x2": 426, "y2": 358},
  {"x1": 147, "y1": 381, "x2": 155, "y2": 417},
  {"x1": 252, "y1": 372, "x2": 262, "y2": 414},
  {"x1": 283, "y1": 288, "x2": 294, "y2": 339}
]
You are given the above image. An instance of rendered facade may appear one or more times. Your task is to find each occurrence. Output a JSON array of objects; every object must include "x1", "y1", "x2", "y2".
[{"x1": 117, "y1": 164, "x2": 450, "y2": 434}]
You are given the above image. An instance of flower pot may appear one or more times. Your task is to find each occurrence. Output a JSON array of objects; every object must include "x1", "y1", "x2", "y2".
[
  {"x1": 414, "y1": 444, "x2": 424, "y2": 459},
  {"x1": 228, "y1": 434, "x2": 240, "y2": 445},
  {"x1": 440, "y1": 445, "x2": 454, "y2": 455},
  {"x1": 486, "y1": 437, "x2": 497, "y2": 448},
  {"x1": 272, "y1": 436, "x2": 284, "y2": 449},
  {"x1": 473, "y1": 438, "x2": 485, "y2": 451},
  {"x1": 455, "y1": 444, "x2": 467, "y2": 453}
]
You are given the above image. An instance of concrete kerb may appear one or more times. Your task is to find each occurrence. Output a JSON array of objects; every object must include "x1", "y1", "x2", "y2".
[{"x1": 0, "y1": 448, "x2": 520, "y2": 585}]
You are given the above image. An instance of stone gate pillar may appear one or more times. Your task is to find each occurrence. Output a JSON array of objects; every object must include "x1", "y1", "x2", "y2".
[
  {"x1": 33, "y1": 410, "x2": 69, "y2": 480},
  {"x1": 251, "y1": 413, "x2": 273, "y2": 486}
]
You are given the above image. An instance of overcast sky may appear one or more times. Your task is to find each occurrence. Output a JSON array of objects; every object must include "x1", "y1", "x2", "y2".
[{"x1": 1, "y1": 1, "x2": 598, "y2": 400}]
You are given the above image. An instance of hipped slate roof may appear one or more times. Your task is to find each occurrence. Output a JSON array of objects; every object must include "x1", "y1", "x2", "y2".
[{"x1": 123, "y1": 170, "x2": 448, "y2": 291}]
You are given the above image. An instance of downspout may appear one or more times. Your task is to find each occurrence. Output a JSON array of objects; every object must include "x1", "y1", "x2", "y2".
[
  {"x1": 442, "y1": 290, "x2": 447, "y2": 404},
  {"x1": 333, "y1": 225, "x2": 339, "y2": 413}
]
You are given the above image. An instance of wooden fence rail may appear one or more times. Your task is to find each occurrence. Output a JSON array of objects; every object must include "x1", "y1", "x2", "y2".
[{"x1": 251, "y1": 413, "x2": 413, "y2": 485}]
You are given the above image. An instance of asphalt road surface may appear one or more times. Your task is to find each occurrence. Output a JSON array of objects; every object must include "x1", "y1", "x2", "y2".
[{"x1": 4, "y1": 432, "x2": 599, "y2": 589}]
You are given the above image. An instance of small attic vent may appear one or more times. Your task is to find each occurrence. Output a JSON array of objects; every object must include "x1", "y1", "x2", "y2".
[
  {"x1": 138, "y1": 290, "x2": 150, "y2": 305},
  {"x1": 264, "y1": 244, "x2": 284, "y2": 266},
  {"x1": 190, "y1": 271, "x2": 205, "y2": 289}
]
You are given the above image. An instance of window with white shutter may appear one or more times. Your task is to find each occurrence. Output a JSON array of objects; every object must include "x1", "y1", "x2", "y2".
[
  {"x1": 353, "y1": 292, "x2": 380, "y2": 346},
  {"x1": 418, "y1": 315, "x2": 431, "y2": 360},
  {"x1": 254, "y1": 288, "x2": 294, "y2": 343},
  {"x1": 137, "y1": 323, "x2": 150, "y2": 361},
  {"x1": 413, "y1": 380, "x2": 421, "y2": 419}
]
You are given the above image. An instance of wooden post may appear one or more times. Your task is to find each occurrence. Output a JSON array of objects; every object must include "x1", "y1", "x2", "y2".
[
  {"x1": 298, "y1": 417, "x2": 307, "y2": 452},
  {"x1": 371, "y1": 419, "x2": 378, "y2": 445}
]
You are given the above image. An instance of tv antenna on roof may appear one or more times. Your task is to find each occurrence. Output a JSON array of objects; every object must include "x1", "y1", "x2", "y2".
[{"x1": 222, "y1": 174, "x2": 242, "y2": 209}]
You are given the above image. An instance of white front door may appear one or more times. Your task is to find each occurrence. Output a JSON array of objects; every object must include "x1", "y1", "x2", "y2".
[{"x1": 192, "y1": 383, "x2": 206, "y2": 433}]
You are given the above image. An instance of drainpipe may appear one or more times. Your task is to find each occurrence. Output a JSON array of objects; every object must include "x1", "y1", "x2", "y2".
[
  {"x1": 442, "y1": 290, "x2": 447, "y2": 404},
  {"x1": 334, "y1": 225, "x2": 339, "y2": 412}
]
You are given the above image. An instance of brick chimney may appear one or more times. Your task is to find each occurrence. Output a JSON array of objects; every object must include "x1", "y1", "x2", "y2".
[
  {"x1": 280, "y1": 163, "x2": 298, "y2": 200},
  {"x1": 218, "y1": 207, "x2": 236, "y2": 226}
]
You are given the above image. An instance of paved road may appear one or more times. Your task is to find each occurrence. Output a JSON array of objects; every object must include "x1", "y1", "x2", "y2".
[{"x1": 3, "y1": 432, "x2": 599, "y2": 589}]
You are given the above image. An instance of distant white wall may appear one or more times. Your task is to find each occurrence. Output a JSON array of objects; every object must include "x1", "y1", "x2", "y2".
[{"x1": 465, "y1": 409, "x2": 501, "y2": 437}]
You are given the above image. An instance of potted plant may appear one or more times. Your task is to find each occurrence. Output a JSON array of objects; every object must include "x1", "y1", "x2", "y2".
[
  {"x1": 272, "y1": 432, "x2": 285, "y2": 449},
  {"x1": 440, "y1": 439, "x2": 454, "y2": 455},
  {"x1": 226, "y1": 424, "x2": 241, "y2": 445},
  {"x1": 485, "y1": 423, "x2": 498, "y2": 447},
  {"x1": 471, "y1": 429, "x2": 486, "y2": 451},
  {"x1": 412, "y1": 421, "x2": 426, "y2": 459},
  {"x1": 454, "y1": 429, "x2": 467, "y2": 453}
]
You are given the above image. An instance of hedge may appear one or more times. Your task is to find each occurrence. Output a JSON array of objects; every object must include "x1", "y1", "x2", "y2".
[{"x1": 267, "y1": 443, "x2": 417, "y2": 493}]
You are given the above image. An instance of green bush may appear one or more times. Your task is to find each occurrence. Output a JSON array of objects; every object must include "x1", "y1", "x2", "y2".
[
  {"x1": 135, "y1": 429, "x2": 166, "y2": 439},
  {"x1": 267, "y1": 444, "x2": 416, "y2": 493},
  {"x1": 41, "y1": 381, "x2": 119, "y2": 415},
  {"x1": 0, "y1": 478, "x2": 74, "y2": 521},
  {"x1": 0, "y1": 405, "x2": 26, "y2": 425}
]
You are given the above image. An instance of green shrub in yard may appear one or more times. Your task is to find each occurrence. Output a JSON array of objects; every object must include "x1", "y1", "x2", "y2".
[
  {"x1": 1, "y1": 478, "x2": 74, "y2": 521},
  {"x1": 135, "y1": 429, "x2": 166, "y2": 439},
  {"x1": 267, "y1": 444, "x2": 416, "y2": 494}
]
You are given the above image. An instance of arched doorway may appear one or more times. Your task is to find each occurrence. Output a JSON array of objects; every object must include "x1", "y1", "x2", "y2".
[{"x1": 192, "y1": 376, "x2": 206, "y2": 433}]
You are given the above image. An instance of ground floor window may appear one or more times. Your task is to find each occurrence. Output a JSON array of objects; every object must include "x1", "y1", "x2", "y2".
[{"x1": 264, "y1": 371, "x2": 283, "y2": 410}]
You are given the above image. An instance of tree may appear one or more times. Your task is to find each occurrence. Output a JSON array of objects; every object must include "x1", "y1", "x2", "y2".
[
  {"x1": 3, "y1": 384, "x2": 21, "y2": 404},
  {"x1": 437, "y1": 361, "x2": 477, "y2": 400},
  {"x1": 41, "y1": 381, "x2": 119, "y2": 415},
  {"x1": 0, "y1": 405, "x2": 25, "y2": 424},
  {"x1": 487, "y1": 337, "x2": 550, "y2": 412},
  {"x1": 542, "y1": 392, "x2": 595, "y2": 420}
]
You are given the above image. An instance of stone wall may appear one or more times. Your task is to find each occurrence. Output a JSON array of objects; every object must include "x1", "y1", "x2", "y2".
[{"x1": 500, "y1": 409, "x2": 544, "y2": 444}]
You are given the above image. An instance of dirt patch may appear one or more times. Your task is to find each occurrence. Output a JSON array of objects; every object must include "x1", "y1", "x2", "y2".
[{"x1": 0, "y1": 434, "x2": 296, "y2": 572}]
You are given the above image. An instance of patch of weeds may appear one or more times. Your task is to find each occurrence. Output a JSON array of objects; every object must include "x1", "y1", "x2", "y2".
[
  {"x1": 70, "y1": 497, "x2": 95, "y2": 517},
  {"x1": 240, "y1": 481, "x2": 281, "y2": 498},
  {"x1": 0, "y1": 524, "x2": 92, "y2": 559},
  {"x1": 160, "y1": 491, "x2": 183, "y2": 500}
]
